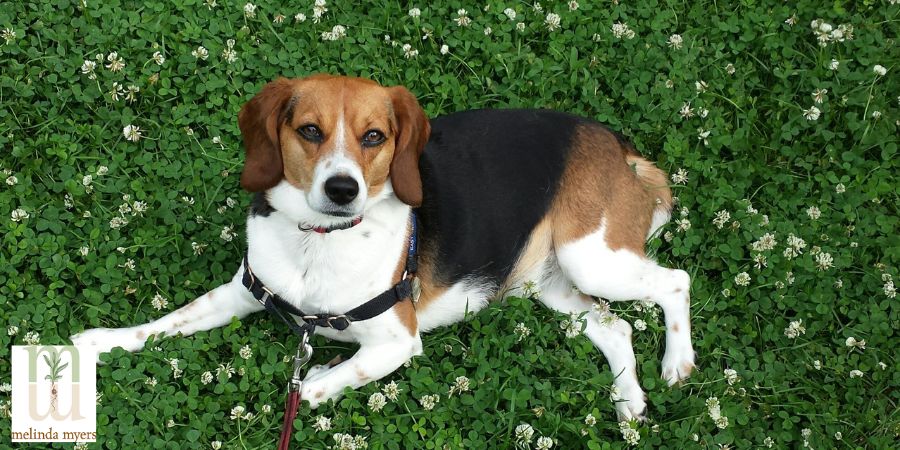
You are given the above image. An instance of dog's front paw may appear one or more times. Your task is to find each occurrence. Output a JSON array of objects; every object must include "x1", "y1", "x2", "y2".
[
  {"x1": 301, "y1": 378, "x2": 343, "y2": 409},
  {"x1": 71, "y1": 327, "x2": 146, "y2": 361},
  {"x1": 611, "y1": 383, "x2": 647, "y2": 422},
  {"x1": 661, "y1": 343, "x2": 696, "y2": 386}
]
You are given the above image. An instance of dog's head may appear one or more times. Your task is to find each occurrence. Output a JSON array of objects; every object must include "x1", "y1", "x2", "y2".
[{"x1": 237, "y1": 75, "x2": 430, "y2": 227}]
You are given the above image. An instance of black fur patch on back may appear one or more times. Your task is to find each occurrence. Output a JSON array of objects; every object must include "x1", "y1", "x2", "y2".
[
  {"x1": 250, "y1": 192, "x2": 276, "y2": 217},
  {"x1": 416, "y1": 109, "x2": 581, "y2": 288}
]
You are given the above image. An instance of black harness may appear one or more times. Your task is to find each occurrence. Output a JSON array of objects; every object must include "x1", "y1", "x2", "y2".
[{"x1": 241, "y1": 213, "x2": 418, "y2": 336}]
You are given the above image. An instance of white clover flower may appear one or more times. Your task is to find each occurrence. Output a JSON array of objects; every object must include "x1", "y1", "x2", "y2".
[
  {"x1": 124, "y1": 84, "x2": 139, "y2": 103},
  {"x1": 515, "y1": 423, "x2": 535, "y2": 446},
  {"x1": 667, "y1": 33, "x2": 683, "y2": 49},
  {"x1": 611, "y1": 22, "x2": 635, "y2": 39},
  {"x1": 239, "y1": 344, "x2": 252, "y2": 359},
  {"x1": 784, "y1": 319, "x2": 806, "y2": 339},
  {"x1": 5, "y1": 175, "x2": 17, "y2": 185},
  {"x1": 560, "y1": 313, "x2": 584, "y2": 338},
  {"x1": 24, "y1": 331, "x2": 41, "y2": 345},
  {"x1": 671, "y1": 168, "x2": 688, "y2": 184},
  {"x1": 448, "y1": 375, "x2": 470, "y2": 395},
  {"x1": 584, "y1": 413, "x2": 597, "y2": 426},
  {"x1": 675, "y1": 217, "x2": 691, "y2": 232},
  {"x1": 751, "y1": 232, "x2": 777, "y2": 252},
  {"x1": 401, "y1": 43, "x2": 418, "y2": 59},
  {"x1": 695, "y1": 80, "x2": 708, "y2": 93},
  {"x1": 734, "y1": 272, "x2": 751, "y2": 286},
  {"x1": 321, "y1": 25, "x2": 347, "y2": 41},
  {"x1": 312, "y1": 415, "x2": 332, "y2": 431},
  {"x1": 725, "y1": 63, "x2": 736, "y2": 75},
  {"x1": 11, "y1": 208, "x2": 28, "y2": 222},
  {"x1": 109, "y1": 81, "x2": 125, "y2": 101},
  {"x1": 455, "y1": 9, "x2": 471, "y2": 27},
  {"x1": 272, "y1": 14, "x2": 285, "y2": 24},
  {"x1": 829, "y1": 59, "x2": 839, "y2": 70},
  {"x1": 105, "y1": 51, "x2": 125, "y2": 72},
  {"x1": 381, "y1": 381, "x2": 400, "y2": 402},
  {"x1": 849, "y1": 369, "x2": 863, "y2": 378},
  {"x1": 763, "y1": 436, "x2": 775, "y2": 448},
  {"x1": 312, "y1": 0, "x2": 327, "y2": 22},
  {"x1": 873, "y1": 65, "x2": 887, "y2": 76},
  {"x1": 724, "y1": 368, "x2": 740, "y2": 385},
  {"x1": 544, "y1": 13, "x2": 561, "y2": 31},
  {"x1": 152, "y1": 51, "x2": 165, "y2": 65},
  {"x1": 516, "y1": 22, "x2": 526, "y2": 32},
  {"x1": 220, "y1": 225, "x2": 236, "y2": 242},
  {"x1": 408, "y1": 7, "x2": 420, "y2": 18},
  {"x1": 211, "y1": 441, "x2": 222, "y2": 450},
  {"x1": 1, "y1": 28, "x2": 17, "y2": 45},
  {"x1": 483, "y1": 26, "x2": 492, "y2": 36},
  {"x1": 0, "y1": 383, "x2": 10, "y2": 392},
  {"x1": 679, "y1": 102, "x2": 694, "y2": 119},
  {"x1": 802, "y1": 105, "x2": 821, "y2": 121},
  {"x1": 217, "y1": 362, "x2": 235, "y2": 379},
  {"x1": 368, "y1": 392, "x2": 387, "y2": 411},
  {"x1": 419, "y1": 393, "x2": 440, "y2": 410},
  {"x1": 871, "y1": 110, "x2": 882, "y2": 120},
  {"x1": 845, "y1": 336, "x2": 866, "y2": 349},
  {"x1": 806, "y1": 206, "x2": 821, "y2": 220},
  {"x1": 633, "y1": 319, "x2": 647, "y2": 331},
  {"x1": 536, "y1": 436, "x2": 554, "y2": 450},
  {"x1": 813, "y1": 360, "x2": 822, "y2": 370},
  {"x1": 439, "y1": 44, "x2": 449, "y2": 55},
  {"x1": 884, "y1": 279, "x2": 896, "y2": 298},
  {"x1": 835, "y1": 183, "x2": 846, "y2": 193},
  {"x1": 618, "y1": 420, "x2": 640, "y2": 445},
  {"x1": 145, "y1": 377, "x2": 158, "y2": 387},
  {"x1": 514, "y1": 322, "x2": 532, "y2": 342},
  {"x1": 295, "y1": 13, "x2": 307, "y2": 22},
  {"x1": 151, "y1": 293, "x2": 169, "y2": 311},
  {"x1": 81, "y1": 60, "x2": 97, "y2": 79},
  {"x1": 201, "y1": 371, "x2": 213, "y2": 385},
  {"x1": 230, "y1": 405, "x2": 246, "y2": 420},
  {"x1": 712, "y1": 210, "x2": 730, "y2": 229},
  {"x1": 815, "y1": 252, "x2": 834, "y2": 271},
  {"x1": 243, "y1": 2, "x2": 256, "y2": 18},
  {"x1": 192, "y1": 46, "x2": 209, "y2": 60},
  {"x1": 504, "y1": 8, "x2": 516, "y2": 20},
  {"x1": 123, "y1": 124, "x2": 142, "y2": 142},
  {"x1": 812, "y1": 88, "x2": 827, "y2": 104}
]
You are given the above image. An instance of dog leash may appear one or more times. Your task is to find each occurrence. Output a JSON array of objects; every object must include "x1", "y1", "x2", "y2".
[{"x1": 241, "y1": 212, "x2": 418, "y2": 449}]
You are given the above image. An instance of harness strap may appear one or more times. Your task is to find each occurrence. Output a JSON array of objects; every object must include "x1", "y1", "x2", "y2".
[{"x1": 240, "y1": 211, "x2": 418, "y2": 336}]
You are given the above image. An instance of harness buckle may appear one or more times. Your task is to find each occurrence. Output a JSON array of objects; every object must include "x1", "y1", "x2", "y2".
[{"x1": 326, "y1": 315, "x2": 350, "y2": 331}]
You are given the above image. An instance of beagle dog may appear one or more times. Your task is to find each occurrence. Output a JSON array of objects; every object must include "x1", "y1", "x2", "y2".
[{"x1": 72, "y1": 74, "x2": 695, "y2": 420}]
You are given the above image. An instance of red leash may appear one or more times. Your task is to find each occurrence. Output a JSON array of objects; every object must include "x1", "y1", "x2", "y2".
[{"x1": 278, "y1": 332, "x2": 313, "y2": 450}]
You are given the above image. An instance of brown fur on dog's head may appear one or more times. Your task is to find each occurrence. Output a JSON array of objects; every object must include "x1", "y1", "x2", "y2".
[{"x1": 237, "y1": 75, "x2": 430, "y2": 207}]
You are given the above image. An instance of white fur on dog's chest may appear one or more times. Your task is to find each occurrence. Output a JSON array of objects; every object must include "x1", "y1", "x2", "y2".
[{"x1": 244, "y1": 198, "x2": 411, "y2": 338}]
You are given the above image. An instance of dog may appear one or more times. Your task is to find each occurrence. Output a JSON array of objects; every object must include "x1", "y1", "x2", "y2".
[{"x1": 72, "y1": 74, "x2": 695, "y2": 420}]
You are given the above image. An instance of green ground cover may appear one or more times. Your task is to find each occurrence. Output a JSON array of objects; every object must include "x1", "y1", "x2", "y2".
[{"x1": 1, "y1": 0, "x2": 897, "y2": 448}]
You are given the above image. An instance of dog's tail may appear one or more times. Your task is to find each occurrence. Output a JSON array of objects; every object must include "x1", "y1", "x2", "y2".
[{"x1": 625, "y1": 153, "x2": 673, "y2": 240}]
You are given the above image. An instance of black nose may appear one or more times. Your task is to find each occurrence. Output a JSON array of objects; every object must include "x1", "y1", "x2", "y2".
[{"x1": 324, "y1": 176, "x2": 359, "y2": 205}]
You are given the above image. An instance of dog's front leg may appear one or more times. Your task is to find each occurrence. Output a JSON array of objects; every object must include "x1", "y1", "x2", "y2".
[
  {"x1": 300, "y1": 328, "x2": 422, "y2": 408},
  {"x1": 71, "y1": 267, "x2": 263, "y2": 357}
]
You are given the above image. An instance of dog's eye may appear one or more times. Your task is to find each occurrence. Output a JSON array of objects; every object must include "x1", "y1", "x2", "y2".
[
  {"x1": 361, "y1": 130, "x2": 385, "y2": 147},
  {"x1": 298, "y1": 124, "x2": 323, "y2": 142}
]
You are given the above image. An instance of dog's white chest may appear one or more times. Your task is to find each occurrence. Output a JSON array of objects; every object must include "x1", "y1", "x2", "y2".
[{"x1": 245, "y1": 210, "x2": 409, "y2": 318}]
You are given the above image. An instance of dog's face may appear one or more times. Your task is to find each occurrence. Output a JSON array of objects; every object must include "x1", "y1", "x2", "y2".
[{"x1": 238, "y1": 75, "x2": 430, "y2": 227}]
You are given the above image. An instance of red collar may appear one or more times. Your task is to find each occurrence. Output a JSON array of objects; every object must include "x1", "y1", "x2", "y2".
[{"x1": 299, "y1": 216, "x2": 363, "y2": 234}]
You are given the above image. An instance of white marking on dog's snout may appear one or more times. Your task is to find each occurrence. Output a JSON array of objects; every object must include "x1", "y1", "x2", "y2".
[{"x1": 306, "y1": 114, "x2": 367, "y2": 215}]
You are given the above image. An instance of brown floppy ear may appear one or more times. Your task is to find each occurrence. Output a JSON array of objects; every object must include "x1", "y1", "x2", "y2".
[
  {"x1": 389, "y1": 86, "x2": 430, "y2": 207},
  {"x1": 238, "y1": 78, "x2": 295, "y2": 192}
]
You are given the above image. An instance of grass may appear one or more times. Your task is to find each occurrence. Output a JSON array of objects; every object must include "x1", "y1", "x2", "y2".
[{"x1": 1, "y1": 0, "x2": 898, "y2": 449}]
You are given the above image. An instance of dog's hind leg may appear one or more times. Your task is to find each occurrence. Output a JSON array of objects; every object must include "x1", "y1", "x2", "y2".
[
  {"x1": 536, "y1": 268, "x2": 647, "y2": 421},
  {"x1": 554, "y1": 224, "x2": 696, "y2": 386}
]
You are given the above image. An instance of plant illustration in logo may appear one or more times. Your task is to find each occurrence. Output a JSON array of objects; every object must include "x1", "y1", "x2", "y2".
[{"x1": 43, "y1": 351, "x2": 68, "y2": 412}]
